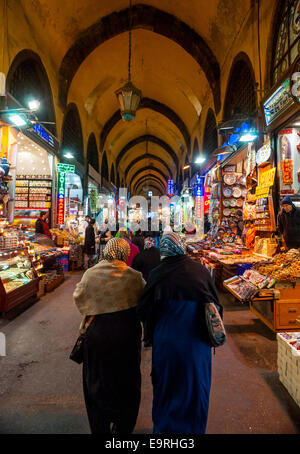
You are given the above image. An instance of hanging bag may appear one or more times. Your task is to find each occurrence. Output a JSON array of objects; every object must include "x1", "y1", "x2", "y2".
[
  {"x1": 69, "y1": 315, "x2": 95, "y2": 364},
  {"x1": 204, "y1": 302, "x2": 226, "y2": 348}
]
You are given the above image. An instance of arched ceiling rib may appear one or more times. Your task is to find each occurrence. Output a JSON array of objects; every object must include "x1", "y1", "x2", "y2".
[
  {"x1": 100, "y1": 97, "x2": 190, "y2": 153},
  {"x1": 124, "y1": 154, "x2": 173, "y2": 179},
  {"x1": 137, "y1": 183, "x2": 163, "y2": 196},
  {"x1": 135, "y1": 179, "x2": 165, "y2": 194},
  {"x1": 126, "y1": 159, "x2": 171, "y2": 187},
  {"x1": 129, "y1": 165, "x2": 168, "y2": 189},
  {"x1": 58, "y1": 4, "x2": 221, "y2": 113},
  {"x1": 133, "y1": 174, "x2": 166, "y2": 193},
  {"x1": 117, "y1": 135, "x2": 178, "y2": 169}
]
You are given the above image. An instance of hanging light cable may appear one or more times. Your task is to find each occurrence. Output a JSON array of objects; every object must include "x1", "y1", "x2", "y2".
[{"x1": 115, "y1": 0, "x2": 142, "y2": 121}]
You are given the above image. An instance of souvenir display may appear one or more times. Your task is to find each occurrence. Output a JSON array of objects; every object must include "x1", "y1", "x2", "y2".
[
  {"x1": 223, "y1": 187, "x2": 232, "y2": 197},
  {"x1": 232, "y1": 187, "x2": 242, "y2": 198},
  {"x1": 223, "y1": 208, "x2": 231, "y2": 217},
  {"x1": 236, "y1": 199, "x2": 244, "y2": 208},
  {"x1": 238, "y1": 175, "x2": 247, "y2": 186},
  {"x1": 230, "y1": 199, "x2": 236, "y2": 207},
  {"x1": 224, "y1": 174, "x2": 237, "y2": 185},
  {"x1": 223, "y1": 199, "x2": 231, "y2": 207}
]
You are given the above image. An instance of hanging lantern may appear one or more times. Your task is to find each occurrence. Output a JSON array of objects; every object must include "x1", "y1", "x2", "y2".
[
  {"x1": 115, "y1": 0, "x2": 142, "y2": 122},
  {"x1": 115, "y1": 81, "x2": 142, "y2": 122}
]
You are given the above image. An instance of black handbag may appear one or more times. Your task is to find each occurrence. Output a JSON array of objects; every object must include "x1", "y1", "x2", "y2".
[{"x1": 69, "y1": 315, "x2": 95, "y2": 364}]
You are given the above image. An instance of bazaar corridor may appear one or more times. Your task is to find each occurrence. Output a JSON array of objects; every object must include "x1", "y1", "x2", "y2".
[{"x1": 0, "y1": 272, "x2": 299, "y2": 435}]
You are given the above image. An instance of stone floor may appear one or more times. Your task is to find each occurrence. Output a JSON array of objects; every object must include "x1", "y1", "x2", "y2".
[{"x1": 0, "y1": 271, "x2": 299, "y2": 434}]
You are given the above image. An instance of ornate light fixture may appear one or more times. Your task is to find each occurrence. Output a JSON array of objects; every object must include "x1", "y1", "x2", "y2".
[{"x1": 115, "y1": 0, "x2": 142, "y2": 121}]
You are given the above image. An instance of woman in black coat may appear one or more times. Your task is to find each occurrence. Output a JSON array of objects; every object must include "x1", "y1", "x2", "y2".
[
  {"x1": 132, "y1": 236, "x2": 160, "y2": 281},
  {"x1": 84, "y1": 219, "x2": 96, "y2": 269}
]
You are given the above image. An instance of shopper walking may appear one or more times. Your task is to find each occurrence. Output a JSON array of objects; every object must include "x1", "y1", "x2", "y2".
[
  {"x1": 83, "y1": 218, "x2": 96, "y2": 269},
  {"x1": 117, "y1": 227, "x2": 140, "y2": 267},
  {"x1": 98, "y1": 219, "x2": 112, "y2": 260},
  {"x1": 73, "y1": 238, "x2": 145, "y2": 434},
  {"x1": 277, "y1": 196, "x2": 300, "y2": 250},
  {"x1": 137, "y1": 233, "x2": 222, "y2": 434},
  {"x1": 132, "y1": 236, "x2": 160, "y2": 281},
  {"x1": 132, "y1": 229, "x2": 145, "y2": 252}
]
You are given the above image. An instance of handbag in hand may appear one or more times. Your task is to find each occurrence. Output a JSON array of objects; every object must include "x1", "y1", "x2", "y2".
[
  {"x1": 205, "y1": 302, "x2": 226, "y2": 348},
  {"x1": 69, "y1": 315, "x2": 95, "y2": 364}
]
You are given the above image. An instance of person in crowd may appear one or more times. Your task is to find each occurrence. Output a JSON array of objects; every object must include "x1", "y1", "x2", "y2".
[
  {"x1": 35, "y1": 211, "x2": 51, "y2": 237},
  {"x1": 204, "y1": 214, "x2": 211, "y2": 234},
  {"x1": 73, "y1": 238, "x2": 146, "y2": 434},
  {"x1": 132, "y1": 236, "x2": 161, "y2": 282},
  {"x1": 277, "y1": 196, "x2": 300, "y2": 250},
  {"x1": 133, "y1": 236, "x2": 161, "y2": 348},
  {"x1": 98, "y1": 218, "x2": 112, "y2": 260},
  {"x1": 117, "y1": 227, "x2": 140, "y2": 267},
  {"x1": 132, "y1": 228, "x2": 145, "y2": 252},
  {"x1": 80, "y1": 215, "x2": 91, "y2": 238},
  {"x1": 182, "y1": 222, "x2": 196, "y2": 235},
  {"x1": 137, "y1": 233, "x2": 222, "y2": 434},
  {"x1": 84, "y1": 218, "x2": 96, "y2": 269}
]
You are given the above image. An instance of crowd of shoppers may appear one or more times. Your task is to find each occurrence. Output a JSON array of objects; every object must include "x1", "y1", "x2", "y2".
[{"x1": 73, "y1": 221, "x2": 223, "y2": 436}]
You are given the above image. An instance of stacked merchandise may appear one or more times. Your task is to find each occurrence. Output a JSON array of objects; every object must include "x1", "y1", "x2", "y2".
[
  {"x1": 0, "y1": 232, "x2": 18, "y2": 249},
  {"x1": 254, "y1": 249, "x2": 300, "y2": 283},
  {"x1": 15, "y1": 176, "x2": 52, "y2": 211},
  {"x1": 221, "y1": 168, "x2": 247, "y2": 224},
  {"x1": 224, "y1": 269, "x2": 275, "y2": 302},
  {"x1": 277, "y1": 332, "x2": 300, "y2": 407}
]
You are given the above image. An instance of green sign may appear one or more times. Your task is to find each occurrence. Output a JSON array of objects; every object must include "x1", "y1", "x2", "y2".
[{"x1": 57, "y1": 163, "x2": 75, "y2": 174}]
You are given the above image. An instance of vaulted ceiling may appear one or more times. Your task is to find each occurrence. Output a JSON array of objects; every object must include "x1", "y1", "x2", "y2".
[{"x1": 18, "y1": 0, "x2": 253, "y2": 195}]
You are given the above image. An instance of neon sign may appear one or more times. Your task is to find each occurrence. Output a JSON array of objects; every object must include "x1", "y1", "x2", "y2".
[
  {"x1": 57, "y1": 163, "x2": 75, "y2": 173},
  {"x1": 32, "y1": 123, "x2": 54, "y2": 147},
  {"x1": 168, "y1": 179, "x2": 174, "y2": 195},
  {"x1": 57, "y1": 171, "x2": 65, "y2": 225}
]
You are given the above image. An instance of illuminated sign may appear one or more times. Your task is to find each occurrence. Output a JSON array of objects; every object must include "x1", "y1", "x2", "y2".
[
  {"x1": 195, "y1": 177, "x2": 204, "y2": 197},
  {"x1": 204, "y1": 186, "x2": 211, "y2": 214},
  {"x1": 57, "y1": 163, "x2": 75, "y2": 173},
  {"x1": 57, "y1": 171, "x2": 65, "y2": 224},
  {"x1": 168, "y1": 179, "x2": 174, "y2": 195},
  {"x1": 148, "y1": 191, "x2": 153, "y2": 197},
  {"x1": 255, "y1": 168, "x2": 276, "y2": 199},
  {"x1": 32, "y1": 123, "x2": 54, "y2": 147},
  {"x1": 263, "y1": 78, "x2": 294, "y2": 126}
]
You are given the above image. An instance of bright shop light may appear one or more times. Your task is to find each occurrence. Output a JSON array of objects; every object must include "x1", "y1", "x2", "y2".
[
  {"x1": 64, "y1": 152, "x2": 74, "y2": 159},
  {"x1": 28, "y1": 99, "x2": 40, "y2": 111},
  {"x1": 183, "y1": 165, "x2": 190, "y2": 170},
  {"x1": 195, "y1": 156, "x2": 206, "y2": 164},
  {"x1": 8, "y1": 113, "x2": 27, "y2": 126},
  {"x1": 239, "y1": 132, "x2": 258, "y2": 142}
]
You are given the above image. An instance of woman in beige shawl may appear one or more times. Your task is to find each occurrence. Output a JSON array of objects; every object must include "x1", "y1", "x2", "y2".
[{"x1": 73, "y1": 238, "x2": 146, "y2": 434}]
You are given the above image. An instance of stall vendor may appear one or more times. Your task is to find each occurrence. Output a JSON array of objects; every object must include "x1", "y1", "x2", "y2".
[
  {"x1": 277, "y1": 196, "x2": 300, "y2": 250},
  {"x1": 35, "y1": 211, "x2": 51, "y2": 238}
]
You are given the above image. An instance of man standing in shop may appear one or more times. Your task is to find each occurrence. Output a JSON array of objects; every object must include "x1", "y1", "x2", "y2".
[
  {"x1": 35, "y1": 211, "x2": 51, "y2": 238},
  {"x1": 277, "y1": 196, "x2": 300, "y2": 250}
]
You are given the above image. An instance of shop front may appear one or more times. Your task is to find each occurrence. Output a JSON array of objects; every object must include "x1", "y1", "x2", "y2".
[{"x1": 87, "y1": 164, "x2": 101, "y2": 218}]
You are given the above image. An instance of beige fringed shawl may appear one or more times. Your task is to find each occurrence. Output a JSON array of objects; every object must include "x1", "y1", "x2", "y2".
[{"x1": 73, "y1": 259, "x2": 146, "y2": 316}]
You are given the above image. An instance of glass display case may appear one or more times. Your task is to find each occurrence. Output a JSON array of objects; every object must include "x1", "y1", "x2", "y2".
[{"x1": 0, "y1": 248, "x2": 39, "y2": 313}]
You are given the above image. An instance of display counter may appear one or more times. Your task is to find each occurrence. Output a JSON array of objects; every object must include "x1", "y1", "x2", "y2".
[{"x1": 0, "y1": 248, "x2": 39, "y2": 313}]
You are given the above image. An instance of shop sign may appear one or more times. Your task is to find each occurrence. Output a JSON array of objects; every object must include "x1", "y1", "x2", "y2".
[
  {"x1": 32, "y1": 123, "x2": 54, "y2": 147},
  {"x1": 57, "y1": 171, "x2": 65, "y2": 225},
  {"x1": 168, "y1": 179, "x2": 174, "y2": 195},
  {"x1": 263, "y1": 78, "x2": 294, "y2": 126},
  {"x1": 256, "y1": 143, "x2": 272, "y2": 165},
  {"x1": 204, "y1": 187, "x2": 211, "y2": 214},
  {"x1": 56, "y1": 163, "x2": 75, "y2": 173},
  {"x1": 255, "y1": 168, "x2": 276, "y2": 199}
]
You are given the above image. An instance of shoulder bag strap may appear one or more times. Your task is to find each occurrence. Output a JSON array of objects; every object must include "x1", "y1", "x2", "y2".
[{"x1": 79, "y1": 315, "x2": 95, "y2": 335}]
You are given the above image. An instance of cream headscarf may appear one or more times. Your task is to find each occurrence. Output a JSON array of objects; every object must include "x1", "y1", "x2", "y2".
[{"x1": 73, "y1": 238, "x2": 146, "y2": 316}]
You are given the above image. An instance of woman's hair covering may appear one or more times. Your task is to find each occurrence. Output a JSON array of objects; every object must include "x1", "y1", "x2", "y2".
[
  {"x1": 115, "y1": 227, "x2": 134, "y2": 241},
  {"x1": 103, "y1": 238, "x2": 130, "y2": 262},
  {"x1": 144, "y1": 237, "x2": 155, "y2": 250},
  {"x1": 160, "y1": 233, "x2": 186, "y2": 257}
]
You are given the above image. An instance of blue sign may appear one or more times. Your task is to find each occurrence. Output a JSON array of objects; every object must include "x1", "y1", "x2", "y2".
[
  {"x1": 263, "y1": 78, "x2": 294, "y2": 126},
  {"x1": 168, "y1": 179, "x2": 174, "y2": 195},
  {"x1": 195, "y1": 177, "x2": 204, "y2": 197},
  {"x1": 32, "y1": 123, "x2": 54, "y2": 147}
]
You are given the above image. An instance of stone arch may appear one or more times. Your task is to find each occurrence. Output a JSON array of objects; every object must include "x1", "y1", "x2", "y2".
[
  {"x1": 6, "y1": 49, "x2": 57, "y2": 136},
  {"x1": 101, "y1": 151, "x2": 109, "y2": 182},
  {"x1": 116, "y1": 172, "x2": 120, "y2": 188},
  {"x1": 124, "y1": 154, "x2": 173, "y2": 180},
  {"x1": 100, "y1": 98, "x2": 191, "y2": 154},
  {"x1": 61, "y1": 103, "x2": 84, "y2": 164},
  {"x1": 223, "y1": 52, "x2": 257, "y2": 121},
  {"x1": 58, "y1": 4, "x2": 221, "y2": 113},
  {"x1": 116, "y1": 135, "x2": 178, "y2": 169},
  {"x1": 110, "y1": 164, "x2": 115, "y2": 185},
  {"x1": 87, "y1": 133, "x2": 99, "y2": 172},
  {"x1": 129, "y1": 166, "x2": 168, "y2": 189},
  {"x1": 133, "y1": 175, "x2": 166, "y2": 193},
  {"x1": 203, "y1": 108, "x2": 218, "y2": 155},
  {"x1": 136, "y1": 182, "x2": 163, "y2": 195}
]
